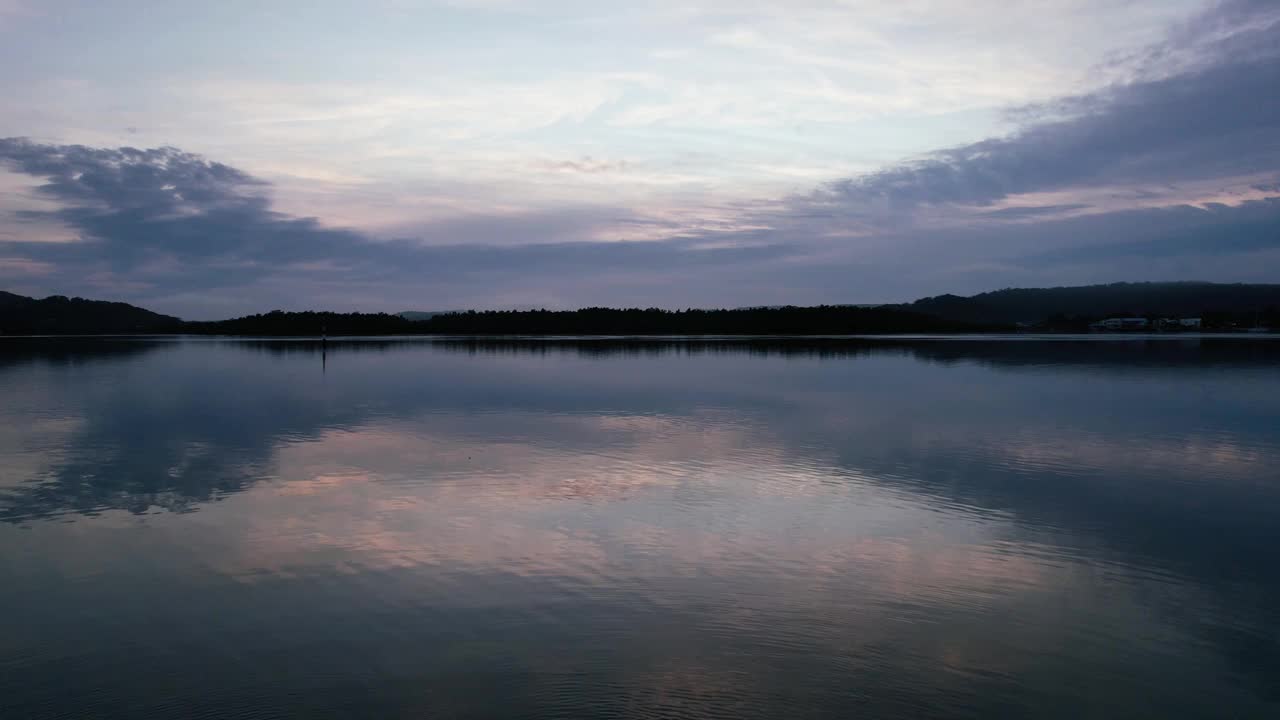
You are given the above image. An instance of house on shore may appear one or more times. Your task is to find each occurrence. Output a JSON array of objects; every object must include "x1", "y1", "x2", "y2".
[
  {"x1": 1157, "y1": 317, "x2": 1203, "y2": 330},
  {"x1": 1088, "y1": 317, "x2": 1203, "y2": 332}
]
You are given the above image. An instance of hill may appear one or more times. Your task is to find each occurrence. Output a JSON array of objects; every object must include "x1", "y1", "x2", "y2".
[
  {"x1": 0, "y1": 292, "x2": 182, "y2": 335},
  {"x1": 0, "y1": 290, "x2": 31, "y2": 308},
  {"x1": 899, "y1": 282, "x2": 1280, "y2": 327}
]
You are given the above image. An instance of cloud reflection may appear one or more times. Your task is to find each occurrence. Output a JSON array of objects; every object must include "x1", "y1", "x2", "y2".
[{"x1": 3, "y1": 336, "x2": 1279, "y2": 712}]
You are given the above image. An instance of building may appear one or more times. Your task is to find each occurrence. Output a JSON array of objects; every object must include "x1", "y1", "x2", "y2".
[
  {"x1": 1157, "y1": 317, "x2": 1202, "y2": 330},
  {"x1": 1089, "y1": 317, "x2": 1150, "y2": 331}
]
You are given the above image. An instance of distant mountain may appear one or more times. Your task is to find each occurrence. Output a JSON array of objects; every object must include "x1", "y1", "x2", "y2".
[
  {"x1": 0, "y1": 292, "x2": 182, "y2": 335},
  {"x1": 898, "y1": 282, "x2": 1280, "y2": 326}
]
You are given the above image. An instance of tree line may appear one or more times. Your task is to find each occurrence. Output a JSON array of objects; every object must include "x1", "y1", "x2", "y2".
[{"x1": 178, "y1": 305, "x2": 998, "y2": 336}]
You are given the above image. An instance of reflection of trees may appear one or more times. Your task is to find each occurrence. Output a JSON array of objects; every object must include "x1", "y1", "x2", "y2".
[
  {"x1": 0, "y1": 337, "x2": 171, "y2": 371},
  {"x1": 223, "y1": 338, "x2": 416, "y2": 356},
  {"x1": 428, "y1": 336, "x2": 1280, "y2": 370}
]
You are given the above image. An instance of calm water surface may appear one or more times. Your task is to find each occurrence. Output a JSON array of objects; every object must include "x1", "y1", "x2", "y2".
[{"x1": 1, "y1": 336, "x2": 1278, "y2": 718}]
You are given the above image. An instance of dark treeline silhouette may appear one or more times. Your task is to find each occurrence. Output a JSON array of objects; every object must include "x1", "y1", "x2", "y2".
[
  {"x1": 419, "y1": 306, "x2": 997, "y2": 335},
  {"x1": 4, "y1": 282, "x2": 1279, "y2": 336},
  {"x1": 179, "y1": 306, "x2": 994, "y2": 336},
  {"x1": 3, "y1": 298, "x2": 995, "y2": 336},
  {"x1": 183, "y1": 310, "x2": 418, "y2": 336}
]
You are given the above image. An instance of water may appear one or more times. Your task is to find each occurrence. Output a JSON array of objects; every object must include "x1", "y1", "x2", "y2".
[{"x1": 1, "y1": 335, "x2": 1278, "y2": 718}]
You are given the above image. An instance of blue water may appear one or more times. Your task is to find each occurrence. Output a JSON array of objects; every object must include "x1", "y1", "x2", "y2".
[{"x1": 1, "y1": 336, "x2": 1278, "y2": 718}]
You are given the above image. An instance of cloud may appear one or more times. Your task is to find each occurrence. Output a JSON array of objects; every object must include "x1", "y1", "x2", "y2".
[
  {"x1": 0, "y1": 137, "x2": 796, "y2": 316},
  {"x1": 543, "y1": 156, "x2": 631, "y2": 174},
  {"x1": 0, "y1": 256, "x2": 52, "y2": 277},
  {"x1": 1116, "y1": 0, "x2": 1280, "y2": 80},
  {"x1": 1020, "y1": 198, "x2": 1280, "y2": 262},
  {"x1": 803, "y1": 0, "x2": 1280, "y2": 216},
  {"x1": 978, "y1": 204, "x2": 1091, "y2": 221},
  {"x1": 1, "y1": 1, "x2": 1278, "y2": 316},
  {"x1": 0, "y1": 137, "x2": 363, "y2": 279},
  {"x1": 0, "y1": 0, "x2": 27, "y2": 27}
]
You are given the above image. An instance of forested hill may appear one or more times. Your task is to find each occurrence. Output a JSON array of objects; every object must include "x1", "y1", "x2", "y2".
[
  {"x1": 0, "y1": 292, "x2": 181, "y2": 334},
  {"x1": 899, "y1": 282, "x2": 1280, "y2": 325}
]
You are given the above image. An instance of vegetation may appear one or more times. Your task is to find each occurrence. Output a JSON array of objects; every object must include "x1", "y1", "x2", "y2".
[
  {"x1": 2, "y1": 282, "x2": 1277, "y2": 336},
  {"x1": 0, "y1": 291, "x2": 180, "y2": 335},
  {"x1": 183, "y1": 310, "x2": 418, "y2": 336},
  {"x1": 175, "y1": 306, "x2": 995, "y2": 336},
  {"x1": 900, "y1": 282, "x2": 1280, "y2": 328},
  {"x1": 419, "y1": 306, "x2": 992, "y2": 335}
]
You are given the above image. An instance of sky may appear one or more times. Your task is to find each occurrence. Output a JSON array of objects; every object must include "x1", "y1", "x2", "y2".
[{"x1": 0, "y1": 0, "x2": 1277, "y2": 319}]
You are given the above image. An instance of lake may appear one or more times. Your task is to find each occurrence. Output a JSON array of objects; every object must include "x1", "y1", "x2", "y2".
[{"x1": 2, "y1": 335, "x2": 1278, "y2": 718}]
